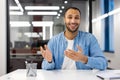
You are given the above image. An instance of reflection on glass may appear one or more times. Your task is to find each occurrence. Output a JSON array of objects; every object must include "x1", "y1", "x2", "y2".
[{"x1": 9, "y1": 0, "x2": 89, "y2": 72}]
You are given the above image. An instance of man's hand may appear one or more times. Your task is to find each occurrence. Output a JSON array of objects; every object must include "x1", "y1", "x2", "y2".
[
  {"x1": 40, "y1": 45, "x2": 52, "y2": 63},
  {"x1": 64, "y1": 45, "x2": 88, "y2": 64}
]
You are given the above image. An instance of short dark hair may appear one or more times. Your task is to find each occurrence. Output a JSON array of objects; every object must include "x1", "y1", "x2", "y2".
[{"x1": 64, "y1": 7, "x2": 81, "y2": 17}]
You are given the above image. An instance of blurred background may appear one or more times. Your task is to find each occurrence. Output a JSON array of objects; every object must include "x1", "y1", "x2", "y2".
[{"x1": 0, "y1": 0, "x2": 120, "y2": 76}]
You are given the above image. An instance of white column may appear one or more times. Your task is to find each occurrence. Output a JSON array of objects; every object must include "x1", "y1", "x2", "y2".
[{"x1": 0, "y1": 0, "x2": 7, "y2": 76}]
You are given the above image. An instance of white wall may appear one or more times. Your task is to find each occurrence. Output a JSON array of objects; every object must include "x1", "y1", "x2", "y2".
[
  {"x1": 0, "y1": 0, "x2": 7, "y2": 76},
  {"x1": 114, "y1": 0, "x2": 120, "y2": 55}
]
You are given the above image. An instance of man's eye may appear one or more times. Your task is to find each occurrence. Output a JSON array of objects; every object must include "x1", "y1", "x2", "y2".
[{"x1": 75, "y1": 17, "x2": 80, "y2": 19}]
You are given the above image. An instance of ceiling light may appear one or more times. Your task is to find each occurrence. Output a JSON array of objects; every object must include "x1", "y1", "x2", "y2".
[
  {"x1": 32, "y1": 21, "x2": 54, "y2": 26},
  {"x1": 25, "y1": 6, "x2": 60, "y2": 10},
  {"x1": 58, "y1": 14, "x2": 61, "y2": 16},
  {"x1": 9, "y1": 6, "x2": 20, "y2": 10},
  {"x1": 61, "y1": 6, "x2": 65, "y2": 9},
  {"x1": 56, "y1": 16, "x2": 59, "y2": 19},
  {"x1": 10, "y1": 21, "x2": 31, "y2": 27},
  {"x1": 14, "y1": 0, "x2": 24, "y2": 12},
  {"x1": 24, "y1": 32, "x2": 40, "y2": 38},
  {"x1": 27, "y1": 11, "x2": 58, "y2": 15},
  {"x1": 64, "y1": 1, "x2": 68, "y2": 4},
  {"x1": 10, "y1": 11, "x2": 23, "y2": 15},
  {"x1": 59, "y1": 10, "x2": 62, "y2": 13}
]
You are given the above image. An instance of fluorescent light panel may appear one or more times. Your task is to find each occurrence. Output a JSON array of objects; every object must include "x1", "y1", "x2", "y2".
[
  {"x1": 10, "y1": 21, "x2": 54, "y2": 27},
  {"x1": 9, "y1": 0, "x2": 24, "y2": 15},
  {"x1": 27, "y1": 11, "x2": 57, "y2": 15},
  {"x1": 10, "y1": 21, "x2": 31, "y2": 27},
  {"x1": 32, "y1": 21, "x2": 53, "y2": 26},
  {"x1": 25, "y1": 6, "x2": 60, "y2": 10},
  {"x1": 24, "y1": 32, "x2": 40, "y2": 37},
  {"x1": 14, "y1": 0, "x2": 24, "y2": 12},
  {"x1": 10, "y1": 6, "x2": 20, "y2": 10},
  {"x1": 10, "y1": 11, "x2": 23, "y2": 15}
]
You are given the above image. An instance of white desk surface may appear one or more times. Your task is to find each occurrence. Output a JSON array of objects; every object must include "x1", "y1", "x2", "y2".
[{"x1": 0, "y1": 69, "x2": 103, "y2": 80}]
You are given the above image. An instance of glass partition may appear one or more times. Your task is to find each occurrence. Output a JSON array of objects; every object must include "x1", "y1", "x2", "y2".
[{"x1": 8, "y1": 0, "x2": 90, "y2": 72}]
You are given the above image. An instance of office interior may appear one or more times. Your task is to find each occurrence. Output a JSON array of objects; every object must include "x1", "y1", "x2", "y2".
[{"x1": 0, "y1": 0, "x2": 120, "y2": 76}]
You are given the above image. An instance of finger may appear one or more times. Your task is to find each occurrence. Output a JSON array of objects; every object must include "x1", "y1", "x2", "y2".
[
  {"x1": 77, "y1": 45, "x2": 83, "y2": 52},
  {"x1": 40, "y1": 47, "x2": 45, "y2": 53},
  {"x1": 64, "y1": 50, "x2": 74, "y2": 58},
  {"x1": 44, "y1": 45, "x2": 48, "y2": 49},
  {"x1": 44, "y1": 45, "x2": 49, "y2": 50},
  {"x1": 64, "y1": 50, "x2": 73, "y2": 56},
  {"x1": 67, "y1": 49, "x2": 75, "y2": 54},
  {"x1": 64, "y1": 50, "x2": 68, "y2": 56},
  {"x1": 40, "y1": 46, "x2": 46, "y2": 57},
  {"x1": 66, "y1": 49, "x2": 78, "y2": 57},
  {"x1": 42, "y1": 52, "x2": 45, "y2": 58},
  {"x1": 41, "y1": 51, "x2": 45, "y2": 57},
  {"x1": 40, "y1": 46, "x2": 44, "y2": 52}
]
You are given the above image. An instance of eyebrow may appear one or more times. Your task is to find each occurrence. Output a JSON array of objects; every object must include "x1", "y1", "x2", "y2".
[{"x1": 67, "y1": 14, "x2": 80, "y2": 17}]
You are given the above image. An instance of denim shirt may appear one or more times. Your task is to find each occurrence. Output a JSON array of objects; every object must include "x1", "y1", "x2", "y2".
[{"x1": 42, "y1": 31, "x2": 107, "y2": 70}]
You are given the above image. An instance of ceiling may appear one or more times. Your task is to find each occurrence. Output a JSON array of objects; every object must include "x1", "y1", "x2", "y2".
[
  {"x1": 9, "y1": 0, "x2": 93, "y2": 21},
  {"x1": 9, "y1": 0, "x2": 91, "y2": 6}
]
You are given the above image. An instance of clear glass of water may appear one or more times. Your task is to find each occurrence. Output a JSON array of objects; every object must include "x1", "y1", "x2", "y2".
[{"x1": 26, "y1": 63, "x2": 37, "y2": 77}]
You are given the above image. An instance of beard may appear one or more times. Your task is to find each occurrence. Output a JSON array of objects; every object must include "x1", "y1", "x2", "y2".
[{"x1": 65, "y1": 23, "x2": 79, "y2": 33}]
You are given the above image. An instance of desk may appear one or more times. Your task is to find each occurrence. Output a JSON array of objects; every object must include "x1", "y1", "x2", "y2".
[{"x1": 0, "y1": 69, "x2": 101, "y2": 80}]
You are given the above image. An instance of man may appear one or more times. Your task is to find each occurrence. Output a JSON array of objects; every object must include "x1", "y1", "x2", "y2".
[{"x1": 40, "y1": 7, "x2": 107, "y2": 70}]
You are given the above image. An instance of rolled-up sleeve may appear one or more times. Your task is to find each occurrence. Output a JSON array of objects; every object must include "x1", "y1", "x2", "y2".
[
  {"x1": 85, "y1": 35, "x2": 108, "y2": 70},
  {"x1": 42, "y1": 59, "x2": 55, "y2": 70}
]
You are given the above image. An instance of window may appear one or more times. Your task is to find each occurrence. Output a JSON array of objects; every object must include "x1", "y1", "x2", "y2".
[{"x1": 92, "y1": 0, "x2": 114, "y2": 52}]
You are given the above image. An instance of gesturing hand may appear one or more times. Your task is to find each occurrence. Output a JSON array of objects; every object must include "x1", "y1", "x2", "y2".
[
  {"x1": 40, "y1": 45, "x2": 52, "y2": 63},
  {"x1": 64, "y1": 45, "x2": 88, "y2": 64}
]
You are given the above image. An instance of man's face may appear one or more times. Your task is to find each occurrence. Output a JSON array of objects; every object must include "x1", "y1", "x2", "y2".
[{"x1": 64, "y1": 9, "x2": 80, "y2": 33}]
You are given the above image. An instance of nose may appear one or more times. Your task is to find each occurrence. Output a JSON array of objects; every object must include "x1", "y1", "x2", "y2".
[{"x1": 71, "y1": 18, "x2": 76, "y2": 23}]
